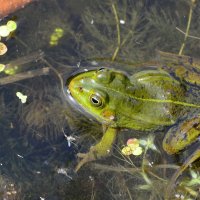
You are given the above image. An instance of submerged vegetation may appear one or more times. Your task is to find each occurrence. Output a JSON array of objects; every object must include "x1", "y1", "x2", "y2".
[
  {"x1": 19, "y1": 78, "x2": 67, "y2": 140},
  {"x1": 0, "y1": 0, "x2": 200, "y2": 199}
]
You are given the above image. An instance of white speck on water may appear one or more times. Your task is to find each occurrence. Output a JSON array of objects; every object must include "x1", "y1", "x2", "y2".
[
  {"x1": 89, "y1": 176, "x2": 94, "y2": 181},
  {"x1": 64, "y1": 135, "x2": 76, "y2": 147},
  {"x1": 77, "y1": 62, "x2": 81, "y2": 68},
  {"x1": 16, "y1": 154, "x2": 23, "y2": 158},
  {"x1": 66, "y1": 89, "x2": 71, "y2": 94},
  {"x1": 57, "y1": 168, "x2": 72, "y2": 179},
  {"x1": 120, "y1": 19, "x2": 125, "y2": 24},
  {"x1": 91, "y1": 61, "x2": 98, "y2": 66}
]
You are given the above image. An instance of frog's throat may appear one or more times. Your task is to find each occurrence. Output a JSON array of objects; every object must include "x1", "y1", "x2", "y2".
[{"x1": 130, "y1": 96, "x2": 200, "y2": 108}]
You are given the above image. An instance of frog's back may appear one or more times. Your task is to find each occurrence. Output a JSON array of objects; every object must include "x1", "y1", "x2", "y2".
[{"x1": 112, "y1": 70, "x2": 186, "y2": 130}]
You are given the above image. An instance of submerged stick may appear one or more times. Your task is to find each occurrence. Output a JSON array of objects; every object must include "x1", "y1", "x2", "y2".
[
  {"x1": 5, "y1": 51, "x2": 44, "y2": 70},
  {"x1": 92, "y1": 163, "x2": 179, "y2": 173},
  {"x1": 0, "y1": 67, "x2": 49, "y2": 85}
]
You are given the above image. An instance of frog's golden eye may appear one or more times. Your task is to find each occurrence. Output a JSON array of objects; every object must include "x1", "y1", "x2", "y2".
[{"x1": 90, "y1": 94, "x2": 103, "y2": 107}]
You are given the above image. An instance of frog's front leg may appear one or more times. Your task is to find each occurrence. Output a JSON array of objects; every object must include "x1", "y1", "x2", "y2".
[{"x1": 75, "y1": 126, "x2": 117, "y2": 172}]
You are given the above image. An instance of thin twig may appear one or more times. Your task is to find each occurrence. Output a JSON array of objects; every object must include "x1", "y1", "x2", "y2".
[
  {"x1": 5, "y1": 51, "x2": 44, "y2": 70},
  {"x1": 178, "y1": 1, "x2": 195, "y2": 55},
  {"x1": 176, "y1": 27, "x2": 200, "y2": 40},
  {"x1": 92, "y1": 163, "x2": 179, "y2": 173},
  {"x1": 111, "y1": 3, "x2": 121, "y2": 61}
]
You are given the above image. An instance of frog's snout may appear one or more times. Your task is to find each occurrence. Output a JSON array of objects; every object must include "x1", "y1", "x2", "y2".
[{"x1": 68, "y1": 77, "x2": 80, "y2": 98}]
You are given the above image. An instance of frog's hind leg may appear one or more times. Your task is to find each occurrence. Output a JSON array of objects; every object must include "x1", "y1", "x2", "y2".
[
  {"x1": 163, "y1": 115, "x2": 200, "y2": 155},
  {"x1": 75, "y1": 127, "x2": 117, "y2": 172},
  {"x1": 164, "y1": 115, "x2": 200, "y2": 199}
]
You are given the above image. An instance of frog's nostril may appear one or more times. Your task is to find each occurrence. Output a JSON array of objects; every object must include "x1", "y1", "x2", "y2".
[{"x1": 78, "y1": 87, "x2": 83, "y2": 92}]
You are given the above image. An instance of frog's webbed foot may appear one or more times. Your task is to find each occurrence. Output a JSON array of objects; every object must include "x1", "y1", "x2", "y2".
[
  {"x1": 75, "y1": 146, "x2": 104, "y2": 172},
  {"x1": 75, "y1": 127, "x2": 117, "y2": 172}
]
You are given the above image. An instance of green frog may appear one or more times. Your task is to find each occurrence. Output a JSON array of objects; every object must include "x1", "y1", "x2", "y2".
[{"x1": 67, "y1": 52, "x2": 200, "y2": 172}]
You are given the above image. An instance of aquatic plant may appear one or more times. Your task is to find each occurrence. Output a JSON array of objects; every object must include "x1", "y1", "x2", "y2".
[
  {"x1": 19, "y1": 76, "x2": 68, "y2": 141},
  {"x1": 90, "y1": 131, "x2": 200, "y2": 200}
]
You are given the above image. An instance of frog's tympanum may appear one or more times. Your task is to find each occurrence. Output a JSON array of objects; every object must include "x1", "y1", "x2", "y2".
[{"x1": 67, "y1": 53, "x2": 200, "y2": 173}]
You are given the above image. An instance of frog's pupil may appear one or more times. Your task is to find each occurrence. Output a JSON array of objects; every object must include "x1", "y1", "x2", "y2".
[
  {"x1": 92, "y1": 97, "x2": 99, "y2": 104},
  {"x1": 90, "y1": 94, "x2": 103, "y2": 107}
]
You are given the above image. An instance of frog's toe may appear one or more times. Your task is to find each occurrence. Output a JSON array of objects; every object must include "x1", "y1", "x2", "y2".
[
  {"x1": 77, "y1": 152, "x2": 87, "y2": 158},
  {"x1": 75, "y1": 148, "x2": 97, "y2": 172},
  {"x1": 75, "y1": 156, "x2": 88, "y2": 172}
]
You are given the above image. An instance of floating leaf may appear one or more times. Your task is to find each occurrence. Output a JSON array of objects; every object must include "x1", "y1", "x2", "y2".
[
  {"x1": 0, "y1": 25, "x2": 10, "y2": 37},
  {"x1": 121, "y1": 146, "x2": 132, "y2": 156},
  {"x1": 5, "y1": 66, "x2": 18, "y2": 75},
  {"x1": 0, "y1": 42, "x2": 7, "y2": 55},
  {"x1": 139, "y1": 135, "x2": 159, "y2": 152},
  {"x1": 6, "y1": 20, "x2": 17, "y2": 32},
  {"x1": 139, "y1": 139, "x2": 147, "y2": 146},
  {"x1": 49, "y1": 27, "x2": 64, "y2": 46},
  {"x1": 132, "y1": 146, "x2": 143, "y2": 156},
  {"x1": 127, "y1": 138, "x2": 140, "y2": 150},
  {"x1": 0, "y1": 63, "x2": 5, "y2": 72},
  {"x1": 122, "y1": 138, "x2": 143, "y2": 156}
]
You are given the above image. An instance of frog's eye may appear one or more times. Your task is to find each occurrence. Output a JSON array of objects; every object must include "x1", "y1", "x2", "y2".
[
  {"x1": 96, "y1": 69, "x2": 113, "y2": 84},
  {"x1": 90, "y1": 94, "x2": 103, "y2": 107}
]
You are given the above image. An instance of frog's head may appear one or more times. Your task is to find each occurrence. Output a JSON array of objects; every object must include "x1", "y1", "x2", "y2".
[{"x1": 67, "y1": 68, "x2": 120, "y2": 126}]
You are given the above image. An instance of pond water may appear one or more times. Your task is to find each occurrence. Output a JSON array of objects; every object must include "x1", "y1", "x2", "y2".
[{"x1": 0, "y1": 0, "x2": 200, "y2": 199}]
